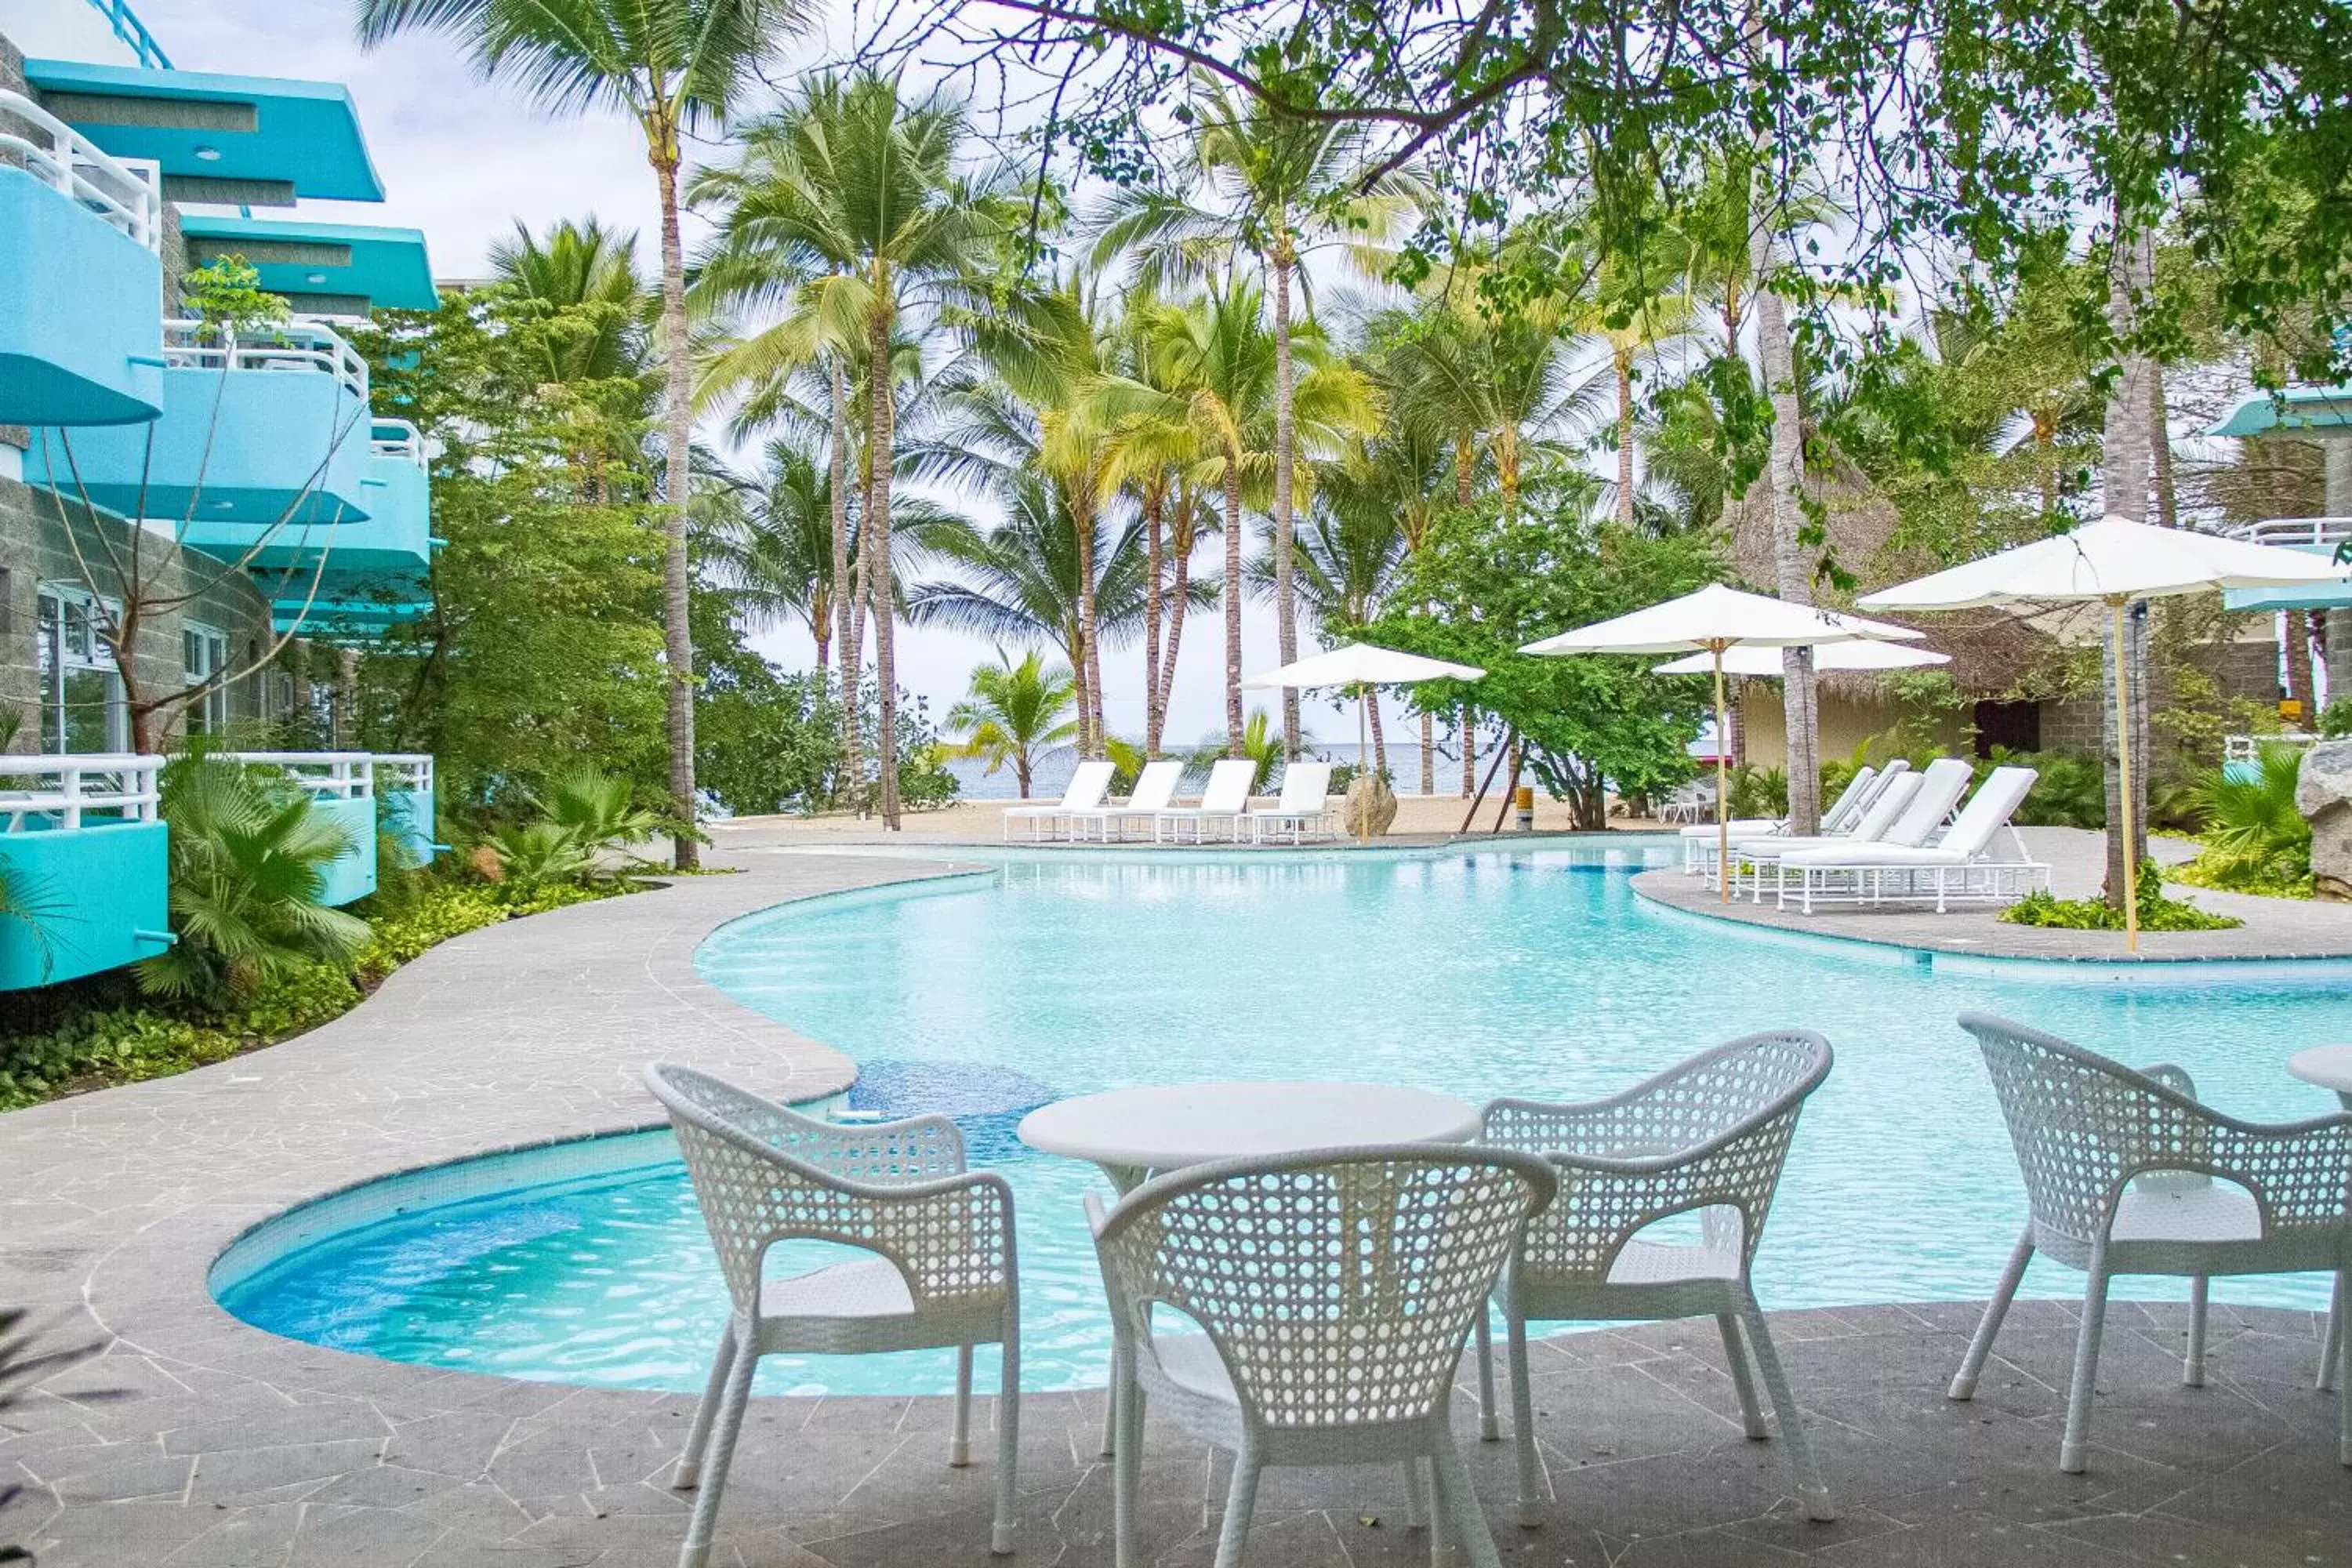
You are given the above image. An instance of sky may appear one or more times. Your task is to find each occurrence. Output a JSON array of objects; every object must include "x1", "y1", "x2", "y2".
[{"x1": 129, "y1": 0, "x2": 1314, "y2": 746}]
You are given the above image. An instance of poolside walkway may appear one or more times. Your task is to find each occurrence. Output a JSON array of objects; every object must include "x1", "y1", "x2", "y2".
[
  {"x1": 1, "y1": 844, "x2": 2347, "y2": 1567},
  {"x1": 1634, "y1": 827, "x2": 2352, "y2": 961}
]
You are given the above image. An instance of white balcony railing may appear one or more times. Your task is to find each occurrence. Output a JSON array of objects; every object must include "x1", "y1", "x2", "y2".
[
  {"x1": 369, "y1": 419, "x2": 427, "y2": 469},
  {"x1": 218, "y1": 752, "x2": 375, "y2": 800},
  {"x1": 0, "y1": 88, "x2": 163, "y2": 250},
  {"x1": 162, "y1": 318, "x2": 370, "y2": 403},
  {"x1": 2222, "y1": 517, "x2": 2352, "y2": 550},
  {"x1": 373, "y1": 753, "x2": 434, "y2": 792},
  {"x1": 2225, "y1": 732, "x2": 2321, "y2": 762},
  {"x1": 0, "y1": 754, "x2": 163, "y2": 831}
]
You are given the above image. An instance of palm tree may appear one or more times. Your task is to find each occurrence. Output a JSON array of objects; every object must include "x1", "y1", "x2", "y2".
[
  {"x1": 355, "y1": 0, "x2": 807, "y2": 870},
  {"x1": 1090, "y1": 280, "x2": 1376, "y2": 756},
  {"x1": 946, "y1": 649, "x2": 1080, "y2": 799},
  {"x1": 488, "y1": 216, "x2": 651, "y2": 385},
  {"x1": 702, "y1": 435, "x2": 838, "y2": 669},
  {"x1": 1251, "y1": 448, "x2": 1408, "y2": 769},
  {"x1": 684, "y1": 73, "x2": 1020, "y2": 829},
  {"x1": 1091, "y1": 78, "x2": 1423, "y2": 757}
]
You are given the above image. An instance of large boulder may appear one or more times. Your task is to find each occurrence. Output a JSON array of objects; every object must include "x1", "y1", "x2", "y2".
[
  {"x1": 1343, "y1": 775, "x2": 1398, "y2": 839},
  {"x1": 2297, "y1": 739, "x2": 2352, "y2": 901}
]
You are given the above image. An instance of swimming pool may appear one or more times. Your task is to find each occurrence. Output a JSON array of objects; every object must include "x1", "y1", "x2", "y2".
[{"x1": 216, "y1": 843, "x2": 2352, "y2": 1398}]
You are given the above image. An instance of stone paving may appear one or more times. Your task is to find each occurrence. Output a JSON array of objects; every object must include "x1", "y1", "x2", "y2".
[
  {"x1": 2, "y1": 842, "x2": 2349, "y2": 1567},
  {"x1": 1635, "y1": 826, "x2": 2352, "y2": 962}
]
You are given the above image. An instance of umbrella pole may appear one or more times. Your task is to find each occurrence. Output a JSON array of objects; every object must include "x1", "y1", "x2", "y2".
[
  {"x1": 1358, "y1": 688, "x2": 1370, "y2": 846},
  {"x1": 1714, "y1": 643, "x2": 1730, "y2": 902},
  {"x1": 2111, "y1": 599, "x2": 2138, "y2": 953}
]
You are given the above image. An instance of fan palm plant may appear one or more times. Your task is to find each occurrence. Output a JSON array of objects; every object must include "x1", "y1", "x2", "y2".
[
  {"x1": 2190, "y1": 746, "x2": 2313, "y2": 890},
  {"x1": 138, "y1": 759, "x2": 370, "y2": 1007},
  {"x1": 946, "y1": 650, "x2": 1080, "y2": 799},
  {"x1": 356, "y1": 0, "x2": 810, "y2": 870}
]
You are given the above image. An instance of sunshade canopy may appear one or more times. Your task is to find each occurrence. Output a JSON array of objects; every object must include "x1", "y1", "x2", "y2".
[
  {"x1": 1857, "y1": 514, "x2": 2349, "y2": 610},
  {"x1": 1519, "y1": 583, "x2": 1922, "y2": 656},
  {"x1": 1653, "y1": 641, "x2": 1949, "y2": 677},
  {"x1": 1242, "y1": 642, "x2": 1485, "y2": 689}
]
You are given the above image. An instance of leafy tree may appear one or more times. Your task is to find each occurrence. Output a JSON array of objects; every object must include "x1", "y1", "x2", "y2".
[
  {"x1": 1365, "y1": 495, "x2": 1719, "y2": 828},
  {"x1": 946, "y1": 650, "x2": 1081, "y2": 799},
  {"x1": 356, "y1": 0, "x2": 812, "y2": 871}
]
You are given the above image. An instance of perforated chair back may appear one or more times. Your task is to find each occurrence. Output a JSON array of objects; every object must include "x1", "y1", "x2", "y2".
[{"x1": 1094, "y1": 1146, "x2": 1555, "y2": 1431}]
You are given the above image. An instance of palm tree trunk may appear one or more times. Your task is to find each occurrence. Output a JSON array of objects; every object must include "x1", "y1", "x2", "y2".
[
  {"x1": 653, "y1": 143, "x2": 700, "y2": 870},
  {"x1": 866, "y1": 289, "x2": 902, "y2": 830},
  {"x1": 1368, "y1": 690, "x2": 1387, "y2": 775},
  {"x1": 1752, "y1": 210, "x2": 1821, "y2": 837},
  {"x1": 2100, "y1": 213, "x2": 2156, "y2": 902},
  {"x1": 1454, "y1": 428, "x2": 1477, "y2": 797},
  {"x1": 1615, "y1": 345, "x2": 1639, "y2": 526},
  {"x1": 1272, "y1": 244, "x2": 1301, "y2": 757},
  {"x1": 1223, "y1": 459, "x2": 1245, "y2": 756},
  {"x1": 1161, "y1": 493, "x2": 1195, "y2": 744},
  {"x1": 1420, "y1": 711, "x2": 1434, "y2": 797},
  {"x1": 830, "y1": 353, "x2": 860, "y2": 792},
  {"x1": 1075, "y1": 492, "x2": 1101, "y2": 757},
  {"x1": 1143, "y1": 485, "x2": 1165, "y2": 754}
]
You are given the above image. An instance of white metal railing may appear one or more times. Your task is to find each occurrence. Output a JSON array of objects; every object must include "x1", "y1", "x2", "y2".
[
  {"x1": 373, "y1": 753, "x2": 434, "y2": 792},
  {"x1": 2225, "y1": 732, "x2": 2321, "y2": 762},
  {"x1": 2223, "y1": 517, "x2": 2352, "y2": 550},
  {"x1": 218, "y1": 751, "x2": 374, "y2": 800},
  {"x1": 0, "y1": 754, "x2": 163, "y2": 830},
  {"x1": 0, "y1": 89, "x2": 163, "y2": 250},
  {"x1": 369, "y1": 419, "x2": 426, "y2": 468},
  {"x1": 81, "y1": 0, "x2": 173, "y2": 67},
  {"x1": 162, "y1": 318, "x2": 370, "y2": 403}
]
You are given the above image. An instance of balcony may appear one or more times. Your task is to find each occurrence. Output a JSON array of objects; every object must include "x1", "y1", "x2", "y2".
[
  {"x1": 212, "y1": 419, "x2": 432, "y2": 583},
  {"x1": 219, "y1": 753, "x2": 376, "y2": 906},
  {"x1": 375, "y1": 754, "x2": 439, "y2": 867},
  {"x1": 0, "y1": 755, "x2": 172, "y2": 991},
  {"x1": 24, "y1": 318, "x2": 374, "y2": 525},
  {"x1": 2219, "y1": 517, "x2": 2352, "y2": 612},
  {"x1": 0, "y1": 89, "x2": 165, "y2": 426}
]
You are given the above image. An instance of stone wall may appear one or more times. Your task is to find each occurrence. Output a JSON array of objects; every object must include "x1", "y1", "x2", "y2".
[{"x1": 0, "y1": 474, "x2": 283, "y2": 752}]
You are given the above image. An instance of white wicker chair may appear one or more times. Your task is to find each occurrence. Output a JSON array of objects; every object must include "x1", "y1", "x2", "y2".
[
  {"x1": 1950, "y1": 1014, "x2": 2352, "y2": 1473},
  {"x1": 645, "y1": 1065, "x2": 1022, "y2": 1566},
  {"x1": 1090, "y1": 1145, "x2": 1559, "y2": 1568},
  {"x1": 1473, "y1": 1031, "x2": 1838, "y2": 1526}
]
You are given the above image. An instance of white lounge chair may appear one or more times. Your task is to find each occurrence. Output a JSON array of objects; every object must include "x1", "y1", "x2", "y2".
[
  {"x1": 1731, "y1": 757, "x2": 1971, "y2": 902},
  {"x1": 644, "y1": 1065, "x2": 1020, "y2": 1564},
  {"x1": 1248, "y1": 760, "x2": 1337, "y2": 844},
  {"x1": 1091, "y1": 1146, "x2": 1558, "y2": 1568},
  {"x1": 1002, "y1": 758, "x2": 1115, "y2": 841},
  {"x1": 1475, "y1": 1032, "x2": 1838, "y2": 1527},
  {"x1": 1152, "y1": 758, "x2": 1258, "y2": 844},
  {"x1": 1681, "y1": 761, "x2": 1906, "y2": 877},
  {"x1": 1775, "y1": 765, "x2": 2049, "y2": 912},
  {"x1": 1069, "y1": 759, "x2": 1186, "y2": 843},
  {"x1": 1714, "y1": 768, "x2": 1920, "y2": 895},
  {"x1": 1949, "y1": 1014, "x2": 2352, "y2": 1473}
]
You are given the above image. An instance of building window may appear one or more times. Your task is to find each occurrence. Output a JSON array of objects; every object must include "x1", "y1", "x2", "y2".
[
  {"x1": 184, "y1": 622, "x2": 230, "y2": 736},
  {"x1": 34, "y1": 585, "x2": 128, "y2": 754}
]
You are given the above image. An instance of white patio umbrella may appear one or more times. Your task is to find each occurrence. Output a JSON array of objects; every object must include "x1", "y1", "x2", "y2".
[
  {"x1": 1522, "y1": 583, "x2": 1923, "y2": 899},
  {"x1": 1651, "y1": 641, "x2": 1950, "y2": 676},
  {"x1": 1859, "y1": 513, "x2": 2350, "y2": 949},
  {"x1": 1243, "y1": 641, "x2": 1485, "y2": 844}
]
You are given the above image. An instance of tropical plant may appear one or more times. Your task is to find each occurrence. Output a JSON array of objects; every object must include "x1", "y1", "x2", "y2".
[
  {"x1": 946, "y1": 650, "x2": 1080, "y2": 799},
  {"x1": 2002, "y1": 861, "x2": 2241, "y2": 932},
  {"x1": 357, "y1": 0, "x2": 809, "y2": 872},
  {"x1": 0, "y1": 858, "x2": 56, "y2": 989},
  {"x1": 485, "y1": 768, "x2": 663, "y2": 889},
  {"x1": 702, "y1": 435, "x2": 842, "y2": 670},
  {"x1": 1091, "y1": 73, "x2": 1424, "y2": 754},
  {"x1": 138, "y1": 760, "x2": 372, "y2": 1007},
  {"x1": 1190, "y1": 708, "x2": 1285, "y2": 792},
  {"x1": 2186, "y1": 745, "x2": 2313, "y2": 892},
  {"x1": 2321, "y1": 698, "x2": 2352, "y2": 739},
  {"x1": 488, "y1": 216, "x2": 652, "y2": 387},
  {"x1": 684, "y1": 71, "x2": 1023, "y2": 829}
]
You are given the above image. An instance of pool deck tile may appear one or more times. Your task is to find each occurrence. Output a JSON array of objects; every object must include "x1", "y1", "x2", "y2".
[{"x1": 2, "y1": 840, "x2": 2350, "y2": 1567}]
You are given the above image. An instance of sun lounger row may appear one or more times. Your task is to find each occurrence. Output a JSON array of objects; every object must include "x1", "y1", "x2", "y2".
[
  {"x1": 1004, "y1": 758, "x2": 1343, "y2": 844},
  {"x1": 1682, "y1": 756, "x2": 2050, "y2": 913}
]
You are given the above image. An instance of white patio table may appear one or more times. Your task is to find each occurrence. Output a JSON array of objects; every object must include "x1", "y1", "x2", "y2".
[
  {"x1": 1017, "y1": 1080, "x2": 1483, "y2": 1461},
  {"x1": 1016, "y1": 1080, "x2": 1481, "y2": 1194},
  {"x1": 2287, "y1": 1046, "x2": 2352, "y2": 1397}
]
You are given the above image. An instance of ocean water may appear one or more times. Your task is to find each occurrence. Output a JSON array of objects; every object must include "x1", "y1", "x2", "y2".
[{"x1": 221, "y1": 845, "x2": 2352, "y2": 1396}]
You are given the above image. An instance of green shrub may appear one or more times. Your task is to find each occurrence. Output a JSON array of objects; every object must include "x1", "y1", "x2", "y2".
[
  {"x1": 2321, "y1": 697, "x2": 2352, "y2": 739},
  {"x1": 1727, "y1": 764, "x2": 1787, "y2": 819},
  {"x1": 1999, "y1": 861, "x2": 2241, "y2": 931},
  {"x1": 1975, "y1": 748, "x2": 2105, "y2": 829},
  {"x1": 2180, "y1": 744, "x2": 2311, "y2": 894}
]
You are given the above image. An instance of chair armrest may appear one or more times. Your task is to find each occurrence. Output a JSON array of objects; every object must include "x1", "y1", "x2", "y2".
[{"x1": 819, "y1": 1168, "x2": 1016, "y2": 1301}]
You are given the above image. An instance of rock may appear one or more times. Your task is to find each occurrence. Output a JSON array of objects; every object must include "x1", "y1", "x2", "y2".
[
  {"x1": 2296, "y1": 739, "x2": 2352, "y2": 901},
  {"x1": 1343, "y1": 776, "x2": 1398, "y2": 839}
]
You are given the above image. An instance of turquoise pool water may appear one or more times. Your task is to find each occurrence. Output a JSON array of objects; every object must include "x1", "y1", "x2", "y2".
[{"x1": 219, "y1": 844, "x2": 2352, "y2": 1397}]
